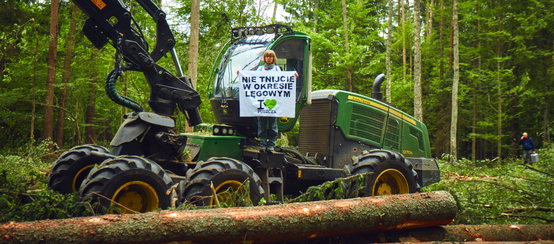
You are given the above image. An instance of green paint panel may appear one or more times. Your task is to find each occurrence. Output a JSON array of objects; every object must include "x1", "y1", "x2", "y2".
[
  {"x1": 184, "y1": 134, "x2": 244, "y2": 161},
  {"x1": 323, "y1": 90, "x2": 432, "y2": 158}
]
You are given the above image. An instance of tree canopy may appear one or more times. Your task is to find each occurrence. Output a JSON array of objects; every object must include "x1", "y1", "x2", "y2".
[{"x1": 1, "y1": 0, "x2": 553, "y2": 161}]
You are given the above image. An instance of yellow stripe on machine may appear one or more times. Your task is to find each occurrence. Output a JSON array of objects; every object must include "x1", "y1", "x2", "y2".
[{"x1": 347, "y1": 95, "x2": 417, "y2": 125}]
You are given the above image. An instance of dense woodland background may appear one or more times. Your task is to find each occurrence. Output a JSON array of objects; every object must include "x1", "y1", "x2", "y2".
[
  {"x1": 0, "y1": 0, "x2": 553, "y2": 225},
  {"x1": 1, "y1": 0, "x2": 553, "y2": 161}
]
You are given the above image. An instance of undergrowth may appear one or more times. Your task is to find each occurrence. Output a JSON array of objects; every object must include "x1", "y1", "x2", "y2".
[
  {"x1": 0, "y1": 141, "x2": 94, "y2": 222},
  {"x1": 2, "y1": 139, "x2": 553, "y2": 225},
  {"x1": 423, "y1": 146, "x2": 554, "y2": 225}
]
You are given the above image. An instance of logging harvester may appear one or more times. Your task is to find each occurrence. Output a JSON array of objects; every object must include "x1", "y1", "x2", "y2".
[{"x1": 47, "y1": 0, "x2": 441, "y2": 213}]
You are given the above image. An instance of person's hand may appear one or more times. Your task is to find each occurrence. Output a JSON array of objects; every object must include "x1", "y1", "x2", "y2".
[
  {"x1": 521, "y1": 136, "x2": 524, "y2": 140},
  {"x1": 236, "y1": 70, "x2": 239, "y2": 75},
  {"x1": 295, "y1": 72, "x2": 299, "y2": 78}
]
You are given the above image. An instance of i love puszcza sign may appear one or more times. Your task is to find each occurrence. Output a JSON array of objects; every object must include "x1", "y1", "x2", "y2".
[{"x1": 238, "y1": 70, "x2": 296, "y2": 117}]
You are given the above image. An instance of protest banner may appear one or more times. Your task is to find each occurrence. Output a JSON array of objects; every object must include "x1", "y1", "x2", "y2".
[{"x1": 238, "y1": 70, "x2": 296, "y2": 117}]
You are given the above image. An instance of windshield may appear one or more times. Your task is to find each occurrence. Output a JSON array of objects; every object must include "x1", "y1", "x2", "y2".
[{"x1": 213, "y1": 34, "x2": 275, "y2": 99}]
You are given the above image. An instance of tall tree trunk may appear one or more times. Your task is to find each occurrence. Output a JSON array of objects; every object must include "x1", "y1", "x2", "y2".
[
  {"x1": 402, "y1": 0, "x2": 406, "y2": 83},
  {"x1": 545, "y1": 40, "x2": 554, "y2": 144},
  {"x1": 450, "y1": 0, "x2": 459, "y2": 161},
  {"x1": 0, "y1": 192, "x2": 457, "y2": 244},
  {"x1": 85, "y1": 49, "x2": 99, "y2": 144},
  {"x1": 428, "y1": 0, "x2": 434, "y2": 37},
  {"x1": 272, "y1": 0, "x2": 278, "y2": 23},
  {"x1": 31, "y1": 22, "x2": 39, "y2": 141},
  {"x1": 55, "y1": 4, "x2": 79, "y2": 148},
  {"x1": 313, "y1": 0, "x2": 319, "y2": 32},
  {"x1": 497, "y1": 0, "x2": 503, "y2": 162},
  {"x1": 342, "y1": 0, "x2": 352, "y2": 92},
  {"x1": 386, "y1": 0, "x2": 394, "y2": 103},
  {"x1": 413, "y1": 0, "x2": 422, "y2": 122},
  {"x1": 439, "y1": 0, "x2": 444, "y2": 82},
  {"x1": 44, "y1": 0, "x2": 60, "y2": 150},
  {"x1": 473, "y1": 5, "x2": 480, "y2": 162},
  {"x1": 449, "y1": 17, "x2": 453, "y2": 68},
  {"x1": 188, "y1": 0, "x2": 200, "y2": 90}
]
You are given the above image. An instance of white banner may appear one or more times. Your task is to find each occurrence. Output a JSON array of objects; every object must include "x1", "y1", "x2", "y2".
[{"x1": 238, "y1": 70, "x2": 296, "y2": 117}]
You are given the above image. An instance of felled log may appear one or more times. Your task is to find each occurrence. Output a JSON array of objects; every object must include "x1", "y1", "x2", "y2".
[
  {"x1": 0, "y1": 191, "x2": 456, "y2": 244},
  {"x1": 304, "y1": 224, "x2": 554, "y2": 243}
]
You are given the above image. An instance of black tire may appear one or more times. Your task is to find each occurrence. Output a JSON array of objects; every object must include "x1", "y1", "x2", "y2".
[
  {"x1": 47, "y1": 144, "x2": 112, "y2": 194},
  {"x1": 179, "y1": 157, "x2": 264, "y2": 206},
  {"x1": 80, "y1": 156, "x2": 173, "y2": 214},
  {"x1": 351, "y1": 150, "x2": 420, "y2": 197}
]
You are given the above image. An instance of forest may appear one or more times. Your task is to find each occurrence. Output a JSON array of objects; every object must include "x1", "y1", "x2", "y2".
[
  {"x1": 1, "y1": 0, "x2": 553, "y2": 161},
  {"x1": 0, "y1": 0, "x2": 554, "y2": 228}
]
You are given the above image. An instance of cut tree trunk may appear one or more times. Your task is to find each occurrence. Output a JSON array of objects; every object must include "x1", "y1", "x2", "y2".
[
  {"x1": 304, "y1": 224, "x2": 554, "y2": 243},
  {"x1": 0, "y1": 191, "x2": 456, "y2": 244}
]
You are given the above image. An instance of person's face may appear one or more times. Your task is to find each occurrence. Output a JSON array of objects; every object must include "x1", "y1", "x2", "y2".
[
  {"x1": 523, "y1": 134, "x2": 528, "y2": 138},
  {"x1": 265, "y1": 55, "x2": 274, "y2": 64}
]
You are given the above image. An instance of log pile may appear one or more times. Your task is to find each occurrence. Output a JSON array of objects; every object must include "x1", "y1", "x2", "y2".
[{"x1": 1, "y1": 191, "x2": 456, "y2": 244}]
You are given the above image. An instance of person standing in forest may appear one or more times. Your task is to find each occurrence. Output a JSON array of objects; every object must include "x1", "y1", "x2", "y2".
[
  {"x1": 518, "y1": 132, "x2": 535, "y2": 164},
  {"x1": 255, "y1": 50, "x2": 281, "y2": 152}
]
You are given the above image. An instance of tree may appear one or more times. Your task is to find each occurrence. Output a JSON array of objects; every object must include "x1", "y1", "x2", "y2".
[
  {"x1": 385, "y1": 0, "x2": 393, "y2": 103},
  {"x1": 85, "y1": 49, "x2": 99, "y2": 144},
  {"x1": 341, "y1": 0, "x2": 352, "y2": 92},
  {"x1": 188, "y1": 0, "x2": 199, "y2": 89},
  {"x1": 413, "y1": 0, "x2": 422, "y2": 122},
  {"x1": 44, "y1": 0, "x2": 60, "y2": 150},
  {"x1": 450, "y1": 0, "x2": 458, "y2": 161},
  {"x1": 55, "y1": 4, "x2": 79, "y2": 148}
]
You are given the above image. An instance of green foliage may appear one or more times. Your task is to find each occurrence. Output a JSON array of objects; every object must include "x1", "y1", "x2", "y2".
[
  {"x1": 0, "y1": 141, "x2": 94, "y2": 222},
  {"x1": 424, "y1": 146, "x2": 554, "y2": 224},
  {"x1": 290, "y1": 173, "x2": 367, "y2": 202}
]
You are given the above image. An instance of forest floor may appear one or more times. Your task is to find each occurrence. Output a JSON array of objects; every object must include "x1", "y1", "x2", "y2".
[{"x1": 0, "y1": 140, "x2": 553, "y2": 228}]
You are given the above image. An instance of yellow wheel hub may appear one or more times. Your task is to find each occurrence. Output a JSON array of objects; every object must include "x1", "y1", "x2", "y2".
[
  {"x1": 210, "y1": 180, "x2": 247, "y2": 206},
  {"x1": 372, "y1": 169, "x2": 409, "y2": 196},
  {"x1": 112, "y1": 181, "x2": 159, "y2": 214},
  {"x1": 72, "y1": 165, "x2": 94, "y2": 192}
]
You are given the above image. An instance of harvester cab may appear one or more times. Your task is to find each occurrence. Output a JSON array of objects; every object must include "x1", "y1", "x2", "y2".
[
  {"x1": 47, "y1": 0, "x2": 440, "y2": 213},
  {"x1": 208, "y1": 25, "x2": 311, "y2": 139}
]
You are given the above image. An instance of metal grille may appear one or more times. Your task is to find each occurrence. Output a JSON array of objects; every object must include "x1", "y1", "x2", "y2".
[
  {"x1": 409, "y1": 126, "x2": 425, "y2": 151},
  {"x1": 299, "y1": 100, "x2": 331, "y2": 155},
  {"x1": 384, "y1": 118, "x2": 400, "y2": 150},
  {"x1": 349, "y1": 104, "x2": 385, "y2": 145}
]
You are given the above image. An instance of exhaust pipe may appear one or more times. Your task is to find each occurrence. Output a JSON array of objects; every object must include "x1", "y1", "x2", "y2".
[{"x1": 371, "y1": 73, "x2": 385, "y2": 101}]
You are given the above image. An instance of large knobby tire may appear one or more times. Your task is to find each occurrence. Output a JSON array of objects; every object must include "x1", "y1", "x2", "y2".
[
  {"x1": 47, "y1": 144, "x2": 112, "y2": 194},
  {"x1": 179, "y1": 157, "x2": 264, "y2": 206},
  {"x1": 80, "y1": 156, "x2": 173, "y2": 214},
  {"x1": 351, "y1": 150, "x2": 420, "y2": 197}
]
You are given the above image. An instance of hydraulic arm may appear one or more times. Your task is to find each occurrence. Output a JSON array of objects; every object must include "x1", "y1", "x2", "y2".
[{"x1": 73, "y1": 0, "x2": 202, "y2": 125}]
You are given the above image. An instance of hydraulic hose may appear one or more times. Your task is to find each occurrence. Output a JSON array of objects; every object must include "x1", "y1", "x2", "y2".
[{"x1": 105, "y1": 68, "x2": 144, "y2": 112}]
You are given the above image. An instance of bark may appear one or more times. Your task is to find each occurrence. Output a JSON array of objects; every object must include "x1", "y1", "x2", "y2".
[
  {"x1": 85, "y1": 49, "x2": 98, "y2": 144},
  {"x1": 54, "y1": 4, "x2": 79, "y2": 148},
  {"x1": 305, "y1": 225, "x2": 554, "y2": 243},
  {"x1": 313, "y1": 0, "x2": 319, "y2": 32},
  {"x1": 386, "y1": 0, "x2": 393, "y2": 103},
  {"x1": 497, "y1": 0, "x2": 503, "y2": 162},
  {"x1": 44, "y1": 0, "x2": 59, "y2": 149},
  {"x1": 341, "y1": 0, "x2": 352, "y2": 92},
  {"x1": 450, "y1": 0, "x2": 459, "y2": 161},
  {"x1": 402, "y1": 0, "x2": 406, "y2": 83},
  {"x1": 427, "y1": 0, "x2": 433, "y2": 37},
  {"x1": 272, "y1": 0, "x2": 278, "y2": 23},
  {"x1": 0, "y1": 191, "x2": 456, "y2": 244},
  {"x1": 413, "y1": 0, "x2": 422, "y2": 122},
  {"x1": 188, "y1": 0, "x2": 200, "y2": 89},
  {"x1": 30, "y1": 22, "x2": 39, "y2": 141},
  {"x1": 439, "y1": 0, "x2": 444, "y2": 82}
]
